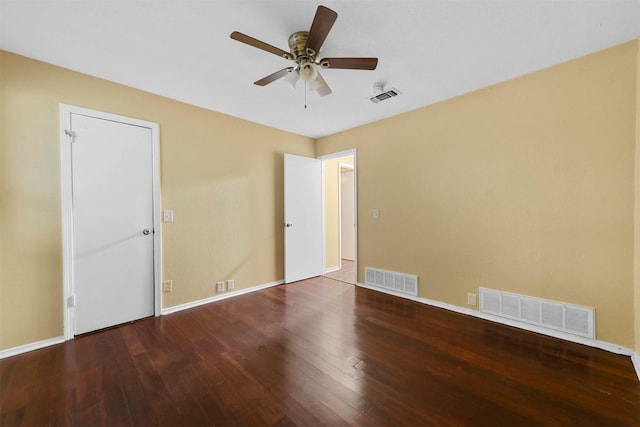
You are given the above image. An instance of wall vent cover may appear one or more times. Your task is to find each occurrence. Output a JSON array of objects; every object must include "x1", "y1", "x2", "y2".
[
  {"x1": 479, "y1": 288, "x2": 595, "y2": 339},
  {"x1": 365, "y1": 266, "x2": 418, "y2": 296},
  {"x1": 369, "y1": 88, "x2": 401, "y2": 103}
]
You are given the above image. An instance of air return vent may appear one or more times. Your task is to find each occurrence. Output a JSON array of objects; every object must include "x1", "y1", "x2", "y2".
[
  {"x1": 479, "y1": 288, "x2": 595, "y2": 339},
  {"x1": 365, "y1": 266, "x2": 418, "y2": 296},
  {"x1": 369, "y1": 88, "x2": 401, "y2": 103}
]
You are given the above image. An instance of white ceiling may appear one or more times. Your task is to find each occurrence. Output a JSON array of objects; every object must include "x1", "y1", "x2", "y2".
[{"x1": 1, "y1": 1, "x2": 639, "y2": 138}]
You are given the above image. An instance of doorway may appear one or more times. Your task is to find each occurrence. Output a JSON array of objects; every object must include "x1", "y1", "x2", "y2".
[
  {"x1": 60, "y1": 104, "x2": 162, "y2": 338},
  {"x1": 320, "y1": 150, "x2": 357, "y2": 284},
  {"x1": 282, "y1": 150, "x2": 357, "y2": 285}
]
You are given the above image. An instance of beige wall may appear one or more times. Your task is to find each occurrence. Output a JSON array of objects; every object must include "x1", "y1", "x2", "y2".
[
  {"x1": 323, "y1": 155, "x2": 354, "y2": 270},
  {"x1": 0, "y1": 51, "x2": 314, "y2": 350},
  {"x1": 317, "y1": 41, "x2": 639, "y2": 348},
  {"x1": 2, "y1": 39, "x2": 639, "y2": 352}
]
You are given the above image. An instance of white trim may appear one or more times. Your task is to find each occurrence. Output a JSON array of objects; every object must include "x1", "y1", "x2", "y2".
[
  {"x1": 318, "y1": 149, "x2": 358, "y2": 284},
  {"x1": 0, "y1": 336, "x2": 65, "y2": 360},
  {"x1": 60, "y1": 104, "x2": 162, "y2": 340},
  {"x1": 2, "y1": 280, "x2": 284, "y2": 358},
  {"x1": 632, "y1": 352, "x2": 640, "y2": 381},
  {"x1": 319, "y1": 155, "x2": 329, "y2": 275},
  {"x1": 60, "y1": 109, "x2": 74, "y2": 340},
  {"x1": 161, "y1": 280, "x2": 284, "y2": 315},
  {"x1": 324, "y1": 266, "x2": 341, "y2": 274},
  {"x1": 318, "y1": 149, "x2": 358, "y2": 161},
  {"x1": 151, "y1": 122, "x2": 163, "y2": 317},
  {"x1": 4, "y1": 282, "x2": 638, "y2": 383},
  {"x1": 357, "y1": 282, "x2": 639, "y2": 368},
  {"x1": 337, "y1": 163, "x2": 343, "y2": 268}
]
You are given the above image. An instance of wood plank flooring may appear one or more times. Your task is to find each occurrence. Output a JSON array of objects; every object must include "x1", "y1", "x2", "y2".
[
  {"x1": 323, "y1": 259, "x2": 355, "y2": 284},
  {"x1": 1, "y1": 277, "x2": 639, "y2": 426}
]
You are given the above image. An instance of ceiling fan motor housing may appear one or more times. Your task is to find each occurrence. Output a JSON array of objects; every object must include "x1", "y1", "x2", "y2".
[{"x1": 288, "y1": 31, "x2": 313, "y2": 59}]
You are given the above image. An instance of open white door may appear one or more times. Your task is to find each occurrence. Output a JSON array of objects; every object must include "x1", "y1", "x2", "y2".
[{"x1": 284, "y1": 154, "x2": 323, "y2": 283}]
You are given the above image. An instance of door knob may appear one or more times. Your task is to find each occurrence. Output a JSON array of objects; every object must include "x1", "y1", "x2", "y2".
[
  {"x1": 143, "y1": 229, "x2": 151, "y2": 235},
  {"x1": 285, "y1": 223, "x2": 293, "y2": 228}
]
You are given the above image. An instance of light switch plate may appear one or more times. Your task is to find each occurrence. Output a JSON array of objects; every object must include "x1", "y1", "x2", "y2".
[
  {"x1": 373, "y1": 208, "x2": 380, "y2": 219},
  {"x1": 163, "y1": 210, "x2": 173, "y2": 222}
]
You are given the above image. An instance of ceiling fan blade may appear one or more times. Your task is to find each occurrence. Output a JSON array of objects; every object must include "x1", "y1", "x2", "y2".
[
  {"x1": 319, "y1": 57, "x2": 378, "y2": 70},
  {"x1": 230, "y1": 31, "x2": 291, "y2": 59},
  {"x1": 254, "y1": 67, "x2": 294, "y2": 86},
  {"x1": 304, "y1": 6, "x2": 337, "y2": 55},
  {"x1": 311, "y1": 72, "x2": 332, "y2": 97}
]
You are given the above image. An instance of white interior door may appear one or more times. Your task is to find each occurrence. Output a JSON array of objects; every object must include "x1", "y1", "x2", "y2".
[
  {"x1": 71, "y1": 113, "x2": 155, "y2": 334},
  {"x1": 284, "y1": 153, "x2": 323, "y2": 283}
]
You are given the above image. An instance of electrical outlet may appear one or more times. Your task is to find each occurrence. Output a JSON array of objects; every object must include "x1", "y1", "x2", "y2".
[
  {"x1": 227, "y1": 279, "x2": 235, "y2": 291},
  {"x1": 163, "y1": 280, "x2": 173, "y2": 293},
  {"x1": 216, "y1": 281, "x2": 225, "y2": 293},
  {"x1": 467, "y1": 292, "x2": 477, "y2": 306}
]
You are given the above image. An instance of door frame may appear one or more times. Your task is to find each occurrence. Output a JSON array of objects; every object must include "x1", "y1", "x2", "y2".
[
  {"x1": 60, "y1": 104, "x2": 162, "y2": 340},
  {"x1": 318, "y1": 149, "x2": 357, "y2": 282}
]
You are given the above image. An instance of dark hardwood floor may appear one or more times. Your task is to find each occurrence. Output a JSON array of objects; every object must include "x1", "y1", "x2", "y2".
[{"x1": 2, "y1": 277, "x2": 639, "y2": 426}]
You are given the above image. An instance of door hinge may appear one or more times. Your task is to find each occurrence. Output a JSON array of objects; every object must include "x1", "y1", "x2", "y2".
[
  {"x1": 64, "y1": 129, "x2": 75, "y2": 143},
  {"x1": 67, "y1": 294, "x2": 76, "y2": 308}
]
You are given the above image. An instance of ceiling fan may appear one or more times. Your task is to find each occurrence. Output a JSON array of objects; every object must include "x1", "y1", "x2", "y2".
[{"x1": 230, "y1": 5, "x2": 378, "y2": 97}]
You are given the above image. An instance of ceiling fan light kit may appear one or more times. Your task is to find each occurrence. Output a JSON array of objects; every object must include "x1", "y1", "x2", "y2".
[
  {"x1": 299, "y1": 62, "x2": 318, "y2": 83},
  {"x1": 230, "y1": 5, "x2": 378, "y2": 98},
  {"x1": 284, "y1": 69, "x2": 300, "y2": 89}
]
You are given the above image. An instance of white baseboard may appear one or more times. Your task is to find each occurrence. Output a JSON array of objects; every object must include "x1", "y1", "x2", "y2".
[
  {"x1": 161, "y1": 279, "x2": 285, "y2": 315},
  {"x1": 324, "y1": 266, "x2": 341, "y2": 274},
  {"x1": 632, "y1": 352, "x2": 640, "y2": 381},
  {"x1": 1, "y1": 280, "x2": 285, "y2": 358},
  {"x1": 356, "y1": 281, "x2": 640, "y2": 381},
  {"x1": 3, "y1": 281, "x2": 637, "y2": 384},
  {"x1": 0, "y1": 336, "x2": 66, "y2": 360}
]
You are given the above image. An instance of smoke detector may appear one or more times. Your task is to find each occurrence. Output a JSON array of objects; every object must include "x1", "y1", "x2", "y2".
[{"x1": 369, "y1": 83, "x2": 401, "y2": 103}]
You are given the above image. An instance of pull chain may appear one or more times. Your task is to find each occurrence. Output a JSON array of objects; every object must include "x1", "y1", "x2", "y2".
[{"x1": 304, "y1": 81, "x2": 308, "y2": 109}]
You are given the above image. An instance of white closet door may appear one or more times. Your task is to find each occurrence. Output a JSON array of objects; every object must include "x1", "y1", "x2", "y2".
[{"x1": 71, "y1": 113, "x2": 154, "y2": 334}]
